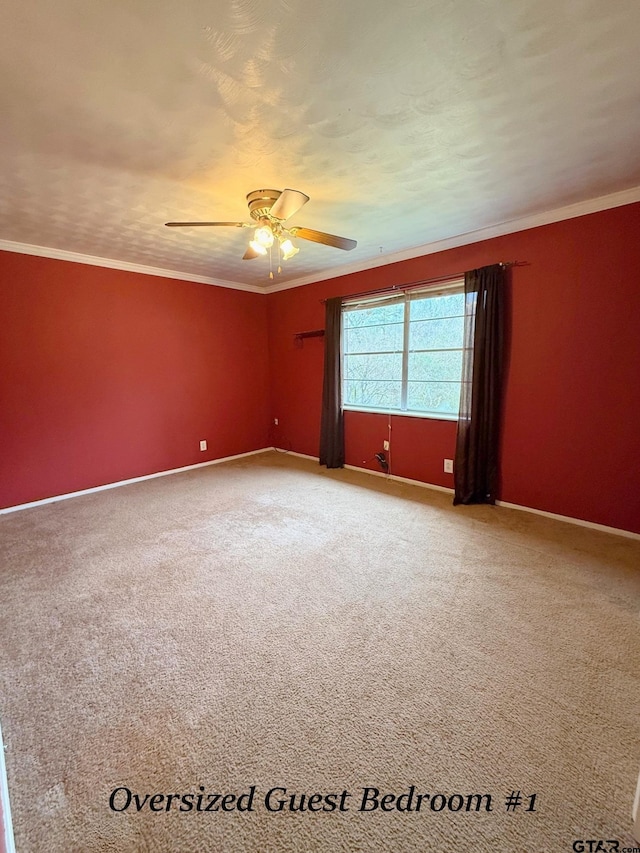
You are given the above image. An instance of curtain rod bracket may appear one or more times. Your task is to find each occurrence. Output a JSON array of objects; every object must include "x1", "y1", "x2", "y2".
[{"x1": 294, "y1": 329, "x2": 325, "y2": 348}]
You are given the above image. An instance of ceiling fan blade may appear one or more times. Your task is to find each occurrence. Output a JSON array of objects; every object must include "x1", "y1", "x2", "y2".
[
  {"x1": 165, "y1": 221, "x2": 247, "y2": 227},
  {"x1": 269, "y1": 189, "x2": 310, "y2": 221},
  {"x1": 288, "y1": 227, "x2": 357, "y2": 251},
  {"x1": 243, "y1": 245, "x2": 260, "y2": 260}
]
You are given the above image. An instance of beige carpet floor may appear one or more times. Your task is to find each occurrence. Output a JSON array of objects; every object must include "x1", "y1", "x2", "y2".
[{"x1": 0, "y1": 451, "x2": 639, "y2": 852}]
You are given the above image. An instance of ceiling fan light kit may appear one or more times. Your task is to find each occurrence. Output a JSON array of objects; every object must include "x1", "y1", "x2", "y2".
[
  {"x1": 166, "y1": 188, "x2": 357, "y2": 278},
  {"x1": 254, "y1": 225, "x2": 274, "y2": 248},
  {"x1": 280, "y1": 239, "x2": 299, "y2": 261},
  {"x1": 248, "y1": 240, "x2": 268, "y2": 256}
]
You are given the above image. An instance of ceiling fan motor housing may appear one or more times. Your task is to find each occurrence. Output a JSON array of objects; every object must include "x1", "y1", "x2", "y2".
[{"x1": 246, "y1": 189, "x2": 282, "y2": 221}]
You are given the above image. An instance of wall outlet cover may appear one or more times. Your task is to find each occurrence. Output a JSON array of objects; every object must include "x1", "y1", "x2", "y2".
[
  {"x1": 200, "y1": 440, "x2": 207, "y2": 451},
  {"x1": 383, "y1": 440, "x2": 390, "y2": 451},
  {"x1": 444, "y1": 458, "x2": 454, "y2": 473}
]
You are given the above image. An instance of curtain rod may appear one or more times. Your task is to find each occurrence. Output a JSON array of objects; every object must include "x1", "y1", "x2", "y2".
[{"x1": 320, "y1": 261, "x2": 519, "y2": 304}]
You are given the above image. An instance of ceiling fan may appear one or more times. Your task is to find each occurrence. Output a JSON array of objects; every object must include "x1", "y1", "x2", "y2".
[{"x1": 166, "y1": 189, "x2": 357, "y2": 273}]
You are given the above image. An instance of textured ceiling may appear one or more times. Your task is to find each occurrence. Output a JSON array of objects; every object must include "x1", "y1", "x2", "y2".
[{"x1": 1, "y1": 0, "x2": 640, "y2": 290}]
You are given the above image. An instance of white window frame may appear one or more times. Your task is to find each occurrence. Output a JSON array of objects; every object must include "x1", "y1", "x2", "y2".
[{"x1": 341, "y1": 280, "x2": 464, "y2": 421}]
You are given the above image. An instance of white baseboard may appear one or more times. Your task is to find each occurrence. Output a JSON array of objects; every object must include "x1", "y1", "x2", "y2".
[
  {"x1": 276, "y1": 449, "x2": 640, "y2": 540},
  {"x1": 0, "y1": 722, "x2": 16, "y2": 853},
  {"x1": 278, "y1": 450, "x2": 319, "y2": 462},
  {"x1": 345, "y1": 463, "x2": 455, "y2": 495},
  {"x1": 494, "y1": 499, "x2": 640, "y2": 541},
  {"x1": 0, "y1": 448, "x2": 275, "y2": 515},
  {"x1": 282, "y1": 449, "x2": 455, "y2": 495},
  {"x1": 3, "y1": 446, "x2": 638, "y2": 540}
]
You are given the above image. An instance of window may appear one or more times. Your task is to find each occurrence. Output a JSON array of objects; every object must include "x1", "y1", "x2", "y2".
[{"x1": 342, "y1": 282, "x2": 465, "y2": 419}]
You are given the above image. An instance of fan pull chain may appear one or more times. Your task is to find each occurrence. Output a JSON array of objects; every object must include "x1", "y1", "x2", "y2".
[{"x1": 269, "y1": 246, "x2": 274, "y2": 280}]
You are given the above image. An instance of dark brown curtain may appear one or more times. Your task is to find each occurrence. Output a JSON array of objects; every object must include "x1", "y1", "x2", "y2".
[
  {"x1": 319, "y1": 296, "x2": 344, "y2": 468},
  {"x1": 453, "y1": 264, "x2": 505, "y2": 505}
]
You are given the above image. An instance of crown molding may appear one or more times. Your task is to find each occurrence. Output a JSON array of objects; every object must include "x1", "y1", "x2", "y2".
[
  {"x1": 263, "y1": 184, "x2": 640, "y2": 293},
  {"x1": 0, "y1": 239, "x2": 264, "y2": 293},
  {"x1": 2, "y1": 184, "x2": 639, "y2": 296}
]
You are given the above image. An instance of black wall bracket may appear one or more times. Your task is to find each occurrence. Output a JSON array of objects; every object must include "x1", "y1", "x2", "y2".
[{"x1": 294, "y1": 329, "x2": 325, "y2": 348}]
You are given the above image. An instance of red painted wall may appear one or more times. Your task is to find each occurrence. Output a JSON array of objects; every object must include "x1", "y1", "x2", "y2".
[
  {"x1": 0, "y1": 252, "x2": 270, "y2": 508},
  {"x1": 3, "y1": 202, "x2": 640, "y2": 534},
  {"x1": 267, "y1": 202, "x2": 640, "y2": 534}
]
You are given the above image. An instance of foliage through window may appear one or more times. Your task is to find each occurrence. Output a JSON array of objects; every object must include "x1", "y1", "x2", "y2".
[{"x1": 342, "y1": 283, "x2": 465, "y2": 418}]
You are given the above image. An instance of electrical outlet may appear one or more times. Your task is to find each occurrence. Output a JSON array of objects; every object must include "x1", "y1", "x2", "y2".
[
  {"x1": 274, "y1": 418, "x2": 279, "y2": 425},
  {"x1": 444, "y1": 458, "x2": 453, "y2": 473},
  {"x1": 200, "y1": 440, "x2": 207, "y2": 451},
  {"x1": 383, "y1": 440, "x2": 390, "y2": 451}
]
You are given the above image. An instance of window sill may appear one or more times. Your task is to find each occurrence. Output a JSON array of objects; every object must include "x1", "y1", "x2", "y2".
[{"x1": 343, "y1": 406, "x2": 459, "y2": 422}]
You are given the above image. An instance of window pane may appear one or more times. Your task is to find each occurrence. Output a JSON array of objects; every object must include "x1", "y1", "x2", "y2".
[
  {"x1": 406, "y1": 381, "x2": 461, "y2": 415},
  {"x1": 409, "y1": 316, "x2": 464, "y2": 350},
  {"x1": 344, "y1": 380, "x2": 402, "y2": 410},
  {"x1": 343, "y1": 303, "x2": 404, "y2": 328},
  {"x1": 410, "y1": 293, "x2": 464, "y2": 321},
  {"x1": 344, "y1": 322, "x2": 403, "y2": 354},
  {"x1": 408, "y1": 350, "x2": 462, "y2": 383},
  {"x1": 344, "y1": 352, "x2": 403, "y2": 381},
  {"x1": 342, "y1": 292, "x2": 465, "y2": 417}
]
